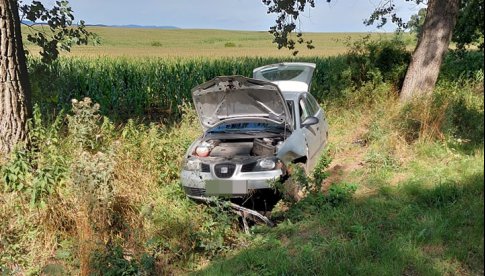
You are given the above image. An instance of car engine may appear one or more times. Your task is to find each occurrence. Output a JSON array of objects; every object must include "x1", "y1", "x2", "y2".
[{"x1": 194, "y1": 137, "x2": 283, "y2": 159}]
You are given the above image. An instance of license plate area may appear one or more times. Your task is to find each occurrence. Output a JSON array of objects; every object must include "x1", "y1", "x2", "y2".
[{"x1": 205, "y1": 180, "x2": 248, "y2": 195}]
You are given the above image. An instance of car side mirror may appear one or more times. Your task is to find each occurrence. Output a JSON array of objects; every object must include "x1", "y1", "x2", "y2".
[{"x1": 301, "y1": 116, "x2": 319, "y2": 128}]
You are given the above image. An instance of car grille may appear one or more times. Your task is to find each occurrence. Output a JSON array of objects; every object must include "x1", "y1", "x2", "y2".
[
  {"x1": 214, "y1": 163, "x2": 236, "y2": 178},
  {"x1": 200, "y1": 163, "x2": 210, "y2": 173},
  {"x1": 241, "y1": 162, "x2": 257, "y2": 172},
  {"x1": 183, "y1": 186, "x2": 206, "y2": 197}
]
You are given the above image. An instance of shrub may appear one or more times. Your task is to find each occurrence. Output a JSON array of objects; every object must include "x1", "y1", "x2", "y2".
[
  {"x1": 325, "y1": 182, "x2": 357, "y2": 207},
  {"x1": 2, "y1": 105, "x2": 68, "y2": 208},
  {"x1": 440, "y1": 50, "x2": 484, "y2": 83},
  {"x1": 344, "y1": 35, "x2": 410, "y2": 90},
  {"x1": 395, "y1": 76, "x2": 484, "y2": 144},
  {"x1": 90, "y1": 245, "x2": 155, "y2": 276},
  {"x1": 150, "y1": 41, "x2": 162, "y2": 47}
]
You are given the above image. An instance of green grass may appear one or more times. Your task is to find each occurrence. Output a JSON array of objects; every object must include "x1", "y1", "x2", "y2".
[
  {"x1": 199, "y1": 170, "x2": 483, "y2": 275},
  {"x1": 1, "y1": 34, "x2": 483, "y2": 275},
  {"x1": 196, "y1": 95, "x2": 485, "y2": 276},
  {"x1": 3, "y1": 79, "x2": 482, "y2": 274}
]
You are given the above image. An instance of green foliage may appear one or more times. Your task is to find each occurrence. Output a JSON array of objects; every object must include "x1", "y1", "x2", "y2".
[
  {"x1": 224, "y1": 42, "x2": 236, "y2": 48},
  {"x1": 2, "y1": 41, "x2": 483, "y2": 274},
  {"x1": 261, "y1": 0, "x2": 316, "y2": 55},
  {"x1": 26, "y1": 45, "x2": 482, "y2": 122},
  {"x1": 439, "y1": 50, "x2": 484, "y2": 82},
  {"x1": 150, "y1": 41, "x2": 162, "y2": 47},
  {"x1": 312, "y1": 152, "x2": 331, "y2": 188},
  {"x1": 289, "y1": 163, "x2": 309, "y2": 188},
  {"x1": 406, "y1": 0, "x2": 484, "y2": 50},
  {"x1": 200, "y1": 172, "x2": 483, "y2": 275},
  {"x1": 20, "y1": 0, "x2": 97, "y2": 63},
  {"x1": 71, "y1": 149, "x2": 115, "y2": 220},
  {"x1": 1, "y1": 105, "x2": 67, "y2": 207},
  {"x1": 2, "y1": 149, "x2": 30, "y2": 193},
  {"x1": 194, "y1": 200, "x2": 238, "y2": 256},
  {"x1": 407, "y1": 8, "x2": 426, "y2": 38},
  {"x1": 27, "y1": 56, "x2": 308, "y2": 119},
  {"x1": 90, "y1": 245, "x2": 154, "y2": 276},
  {"x1": 325, "y1": 182, "x2": 357, "y2": 206},
  {"x1": 364, "y1": 1, "x2": 424, "y2": 29},
  {"x1": 67, "y1": 97, "x2": 103, "y2": 150},
  {"x1": 344, "y1": 35, "x2": 410, "y2": 90},
  {"x1": 405, "y1": 180, "x2": 465, "y2": 208},
  {"x1": 67, "y1": 98, "x2": 119, "y2": 256},
  {"x1": 395, "y1": 73, "x2": 484, "y2": 145},
  {"x1": 365, "y1": 150, "x2": 399, "y2": 171},
  {"x1": 453, "y1": 0, "x2": 484, "y2": 50},
  {"x1": 286, "y1": 182, "x2": 357, "y2": 218}
]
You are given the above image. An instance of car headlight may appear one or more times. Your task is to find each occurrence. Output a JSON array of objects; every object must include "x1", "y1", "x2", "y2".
[
  {"x1": 259, "y1": 159, "x2": 276, "y2": 170},
  {"x1": 184, "y1": 159, "x2": 200, "y2": 171}
]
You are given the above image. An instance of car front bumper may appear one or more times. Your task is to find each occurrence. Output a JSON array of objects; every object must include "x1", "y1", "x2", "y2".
[{"x1": 180, "y1": 167, "x2": 284, "y2": 197}]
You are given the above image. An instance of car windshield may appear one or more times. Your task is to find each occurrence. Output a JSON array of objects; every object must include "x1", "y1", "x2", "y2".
[{"x1": 208, "y1": 122, "x2": 286, "y2": 134}]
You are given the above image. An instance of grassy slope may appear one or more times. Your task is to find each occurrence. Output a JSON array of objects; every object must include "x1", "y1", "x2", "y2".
[
  {"x1": 197, "y1": 97, "x2": 484, "y2": 275},
  {"x1": 2, "y1": 27, "x2": 482, "y2": 275},
  {"x1": 22, "y1": 27, "x2": 415, "y2": 58}
]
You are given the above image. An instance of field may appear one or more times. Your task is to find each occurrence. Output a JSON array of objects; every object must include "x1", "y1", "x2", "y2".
[
  {"x1": 1, "y1": 27, "x2": 483, "y2": 275},
  {"x1": 23, "y1": 26, "x2": 416, "y2": 57}
]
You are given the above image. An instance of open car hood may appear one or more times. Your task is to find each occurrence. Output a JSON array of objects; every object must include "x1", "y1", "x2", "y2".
[{"x1": 192, "y1": 76, "x2": 292, "y2": 131}]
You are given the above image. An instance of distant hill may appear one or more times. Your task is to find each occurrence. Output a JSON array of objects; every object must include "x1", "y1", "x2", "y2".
[
  {"x1": 21, "y1": 20, "x2": 179, "y2": 29},
  {"x1": 88, "y1": 24, "x2": 180, "y2": 29}
]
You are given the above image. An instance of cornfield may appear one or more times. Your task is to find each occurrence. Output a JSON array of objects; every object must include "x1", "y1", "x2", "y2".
[{"x1": 28, "y1": 56, "x2": 348, "y2": 121}]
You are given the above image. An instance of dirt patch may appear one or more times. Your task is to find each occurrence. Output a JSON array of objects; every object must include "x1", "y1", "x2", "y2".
[
  {"x1": 323, "y1": 145, "x2": 367, "y2": 190},
  {"x1": 390, "y1": 172, "x2": 410, "y2": 186},
  {"x1": 422, "y1": 244, "x2": 445, "y2": 256}
]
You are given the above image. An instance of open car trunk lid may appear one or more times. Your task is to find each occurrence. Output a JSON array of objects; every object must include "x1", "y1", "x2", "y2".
[
  {"x1": 192, "y1": 76, "x2": 292, "y2": 131},
  {"x1": 252, "y1": 62, "x2": 316, "y2": 92}
]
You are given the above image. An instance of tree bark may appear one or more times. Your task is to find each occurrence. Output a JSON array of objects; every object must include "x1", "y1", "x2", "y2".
[
  {"x1": 400, "y1": 0, "x2": 460, "y2": 101},
  {"x1": 0, "y1": 0, "x2": 31, "y2": 155}
]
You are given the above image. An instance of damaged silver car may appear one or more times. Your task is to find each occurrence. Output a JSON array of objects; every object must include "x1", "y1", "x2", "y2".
[{"x1": 181, "y1": 62, "x2": 328, "y2": 200}]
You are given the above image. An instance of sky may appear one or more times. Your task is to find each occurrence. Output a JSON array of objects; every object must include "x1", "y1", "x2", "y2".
[{"x1": 63, "y1": 0, "x2": 425, "y2": 32}]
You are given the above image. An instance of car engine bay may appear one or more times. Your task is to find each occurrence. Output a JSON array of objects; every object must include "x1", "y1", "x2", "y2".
[{"x1": 193, "y1": 137, "x2": 284, "y2": 159}]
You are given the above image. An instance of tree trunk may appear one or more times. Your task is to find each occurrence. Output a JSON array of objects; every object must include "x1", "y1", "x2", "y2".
[
  {"x1": 0, "y1": 0, "x2": 31, "y2": 155},
  {"x1": 400, "y1": 0, "x2": 460, "y2": 101}
]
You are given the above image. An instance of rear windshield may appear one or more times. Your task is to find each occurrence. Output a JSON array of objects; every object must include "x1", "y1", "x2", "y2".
[{"x1": 260, "y1": 68, "x2": 306, "y2": 81}]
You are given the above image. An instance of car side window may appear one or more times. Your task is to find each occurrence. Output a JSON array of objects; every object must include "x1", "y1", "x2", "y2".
[
  {"x1": 299, "y1": 98, "x2": 310, "y2": 124},
  {"x1": 286, "y1": 100, "x2": 296, "y2": 128},
  {"x1": 306, "y1": 93, "x2": 320, "y2": 116}
]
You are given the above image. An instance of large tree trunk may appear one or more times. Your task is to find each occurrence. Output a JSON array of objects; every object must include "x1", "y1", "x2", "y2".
[
  {"x1": 0, "y1": 0, "x2": 31, "y2": 155},
  {"x1": 400, "y1": 0, "x2": 460, "y2": 101}
]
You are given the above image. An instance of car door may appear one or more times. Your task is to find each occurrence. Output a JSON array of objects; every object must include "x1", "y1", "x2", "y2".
[
  {"x1": 305, "y1": 92, "x2": 328, "y2": 146},
  {"x1": 298, "y1": 95, "x2": 320, "y2": 171}
]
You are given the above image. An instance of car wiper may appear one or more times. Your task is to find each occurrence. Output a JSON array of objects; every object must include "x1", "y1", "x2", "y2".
[
  {"x1": 207, "y1": 130, "x2": 235, "y2": 134},
  {"x1": 237, "y1": 129, "x2": 284, "y2": 135},
  {"x1": 208, "y1": 130, "x2": 252, "y2": 134},
  {"x1": 208, "y1": 129, "x2": 284, "y2": 135}
]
